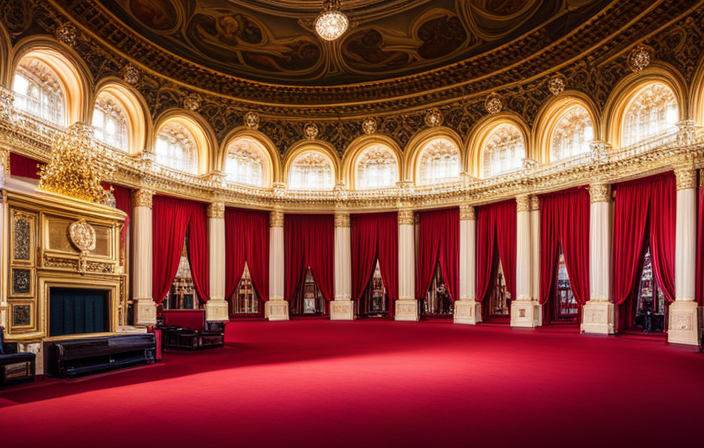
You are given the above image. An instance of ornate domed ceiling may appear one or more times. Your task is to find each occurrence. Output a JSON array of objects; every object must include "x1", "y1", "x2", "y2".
[{"x1": 73, "y1": 0, "x2": 606, "y2": 86}]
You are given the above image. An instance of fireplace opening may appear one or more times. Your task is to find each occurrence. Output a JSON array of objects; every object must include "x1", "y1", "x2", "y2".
[{"x1": 49, "y1": 287, "x2": 109, "y2": 337}]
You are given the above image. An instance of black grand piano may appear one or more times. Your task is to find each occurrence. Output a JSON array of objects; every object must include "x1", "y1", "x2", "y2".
[{"x1": 47, "y1": 333, "x2": 156, "y2": 378}]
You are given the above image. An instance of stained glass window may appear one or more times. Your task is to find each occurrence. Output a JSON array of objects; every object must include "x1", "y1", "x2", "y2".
[
  {"x1": 13, "y1": 59, "x2": 65, "y2": 125},
  {"x1": 224, "y1": 139, "x2": 265, "y2": 187},
  {"x1": 356, "y1": 145, "x2": 398, "y2": 189},
  {"x1": 551, "y1": 106, "x2": 594, "y2": 161},
  {"x1": 622, "y1": 83, "x2": 678, "y2": 147},
  {"x1": 418, "y1": 138, "x2": 460, "y2": 184},
  {"x1": 92, "y1": 93, "x2": 128, "y2": 151},
  {"x1": 482, "y1": 124, "x2": 525, "y2": 177},
  {"x1": 155, "y1": 123, "x2": 197, "y2": 174},
  {"x1": 288, "y1": 151, "x2": 334, "y2": 190}
]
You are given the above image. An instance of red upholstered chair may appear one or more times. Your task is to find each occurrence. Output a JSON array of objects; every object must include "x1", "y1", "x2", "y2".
[{"x1": 159, "y1": 310, "x2": 225, "y2": 350}]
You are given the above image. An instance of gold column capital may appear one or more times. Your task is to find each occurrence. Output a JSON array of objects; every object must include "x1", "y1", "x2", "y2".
[
  {"x1": 530, "y1": 195, "x2": 540, "y2": 212},
  {"x1": 270, "y1": 210, "x2": 284, "y2": 227},
  {"x1": 334, "y1": 211, "x2": 350, "y2": 228},
  {"x1": 132, "y1": 189, "x2": 154, "y2": 208},
  {"x1": 207, "y1": 202, "x2": 225, "y2": 219},
  {"x1": 589, "y1": 183, "x2": 611, "y2": 203},
  {"x1": 398, "y1": 209, "x2": 414, "y2": 226},
  {"x1": 459, "y1": 204, "x2": 476, "y2": 221},
  {"x1": 516, "y1": 195, "x2": 530, "y2": 213},
  {"x1": 674, "y1": 168, "x2": 697, "y2": 191}
]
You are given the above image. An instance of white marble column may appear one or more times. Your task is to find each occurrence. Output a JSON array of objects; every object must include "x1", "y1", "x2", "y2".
[
  {"x1": 396, "y1": 209, "x2": 418, "y2": 321},
  {"x1": 266, "y1": 210, "x2": 289, "y2": 321},
  {"x1": 511, "y1": 194, "x2": 540, "y2": 327},
  {"x1": 331, "y1": 211, "x2": 354, "y2": 320},
  {"x1": 581, "y1": 183, "x2": 615, "y2": 334},
  {"x1": 131, "y1": 189, "x2": 156, "y2": 326},
  {"x1": 530, "y1": 196, "x2": 542, "y2": 325},
  {"x1": 668, "y1": 168, "x2": 699, "y2": 345},
  {"x1": 455, "y1": 205, "x2": 481, "y2": 324},
  {"x1": 0, "y1": 186, "x2": 7, "y2": 330},
  {"x1": 205, "y1": 203, "x2": 228, "y2": 322}
]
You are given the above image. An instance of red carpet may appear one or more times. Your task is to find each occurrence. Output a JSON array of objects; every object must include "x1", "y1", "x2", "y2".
[{"x1": 1, "y1": 321, "x2": 703, "y2": 448}]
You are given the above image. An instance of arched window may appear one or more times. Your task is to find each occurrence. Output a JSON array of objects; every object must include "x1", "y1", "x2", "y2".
[
  {"x1": 224, "y1": 138, "x2": 265, "y2": 187},
  {"x1": 288, "y1": 151, "x2": 334, "y2": 190},
  {"x1": 622, "y1": 83, "x2": 678, "y2": 147},
  {"x1": 155, "y1": 122, "x2": 197, "y2": 174},
  {"x1": 551, "y1": 106, "x2": 594, "y2": 161},
  {"x1": 13, "y1": 58, "x2": 65, "y2": 125},
  {"x1": 92, "y1": 92, "x2": 128, "y2": 151},
  {"x1": 482, "y1": 124, "x2": 525, "y2": 177},
  {"x1": 356, "y1": 145, "x2": 398, "y2": 189},
  {"x1": 418, "y1": 138, "x2": 460, "y2": 185}
]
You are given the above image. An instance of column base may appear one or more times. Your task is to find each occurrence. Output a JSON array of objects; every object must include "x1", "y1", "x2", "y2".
[
  {"x1": 395, "y1": 299, "x2": 419, "y2": 321},
  {"x1": 668, "y1": 301, "x2": 700, "y2": 346},
  {"x1": 581, "y1": 300, "x2": 615, "y2": 335},
  {"x1": 330, "y1": 300, "x2": 355, "y2": 320},
  {"x1": 133, "y1": 298, "x2": 157, "y2": 326},
  {"x1": 510, "y1": 300, "x2": 541, "y2": 328},
  {"x1": 453, "y1": 300, "x2": 482, "y2": 324},
  {"x1": 266, "y1": 300, "x2": 290, "y2": 321},
  {"x1": 205, "y1": 298, "x2": 229, "y2": 322}
]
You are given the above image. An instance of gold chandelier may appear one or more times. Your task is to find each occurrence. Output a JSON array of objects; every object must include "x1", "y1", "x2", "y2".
[{"x1": 315, "y1": 0, "x2": 349, "y2": 41}]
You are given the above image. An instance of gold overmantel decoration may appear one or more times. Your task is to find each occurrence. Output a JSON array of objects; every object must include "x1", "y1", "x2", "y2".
[
  {"x1": 69, "y1": 218, "x2": 97, "y2": 252},
  {"x1": 38, "y1": 123, "x2": 116, "y2": 204}
]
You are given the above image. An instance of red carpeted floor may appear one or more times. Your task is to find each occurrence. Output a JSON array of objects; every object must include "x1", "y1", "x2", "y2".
[{"x1": 1, "y1": 320, "x2": 703, "y2": 448}]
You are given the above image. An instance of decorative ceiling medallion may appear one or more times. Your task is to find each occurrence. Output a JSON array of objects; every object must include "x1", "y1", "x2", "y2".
[
  {"x1": 485, "y1": 93, "x2": 503, "y2": 114},
  {"x1": 362, "y1": 117, "x2": 377, "y2": 135},
  {"x1": 424, "y1": 108, "x2": 443, "y2": 127},
  {"x1": 548, "y1": 75, "x2": 566, "y2": 96},
  {"x1": 304, "y1": 123, "x2": 319, "y2": 140},
  {"x1": 315, "y1": 0, "x2": 349, "y2": 41},
  {"x1": 56, "y1": 23, "x2": 78, "y2": 46},
  {"x1": 244, "y1": 111, "x2": 260, "y2": 130},
  {"x1": 122, "y1": 64, "x2": 141, "y2": 85},
  {"x1": 69, "y1": 219, "x2": 96, "y2": 253},
  {"x1": 628, "y1": 46, "x2": 651, "y2": 73},
  {"x1": 183, "y1": 94, "x2": 201, "y2": 112}
]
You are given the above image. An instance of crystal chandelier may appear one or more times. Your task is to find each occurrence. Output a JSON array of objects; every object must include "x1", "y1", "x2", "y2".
[{"x1": 315, "y1": 0, "x2": 349, "y2": 41}]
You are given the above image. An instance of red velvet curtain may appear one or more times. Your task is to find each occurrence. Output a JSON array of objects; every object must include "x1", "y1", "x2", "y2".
[
  {"x1": 415, "y1": 208, "x2": 460, "y2": 302},
  {"x1": 538, "y1": 189, "x2": 590, "y2": 322},
  {"x1": 697, "y1": 185, "x2": 704, "y2": 306},
  {"x1": 351, "y1": 212, "x2": 398, "y2": 317},
  {"x1": 9, "y1": 153, "x2": 44, "y2": 179},
  {"x1": 284, "y1": 214, "x2": 335, "y2": 303},
  {"x1": 152, "y1": 196, "x2": 209, "y2": 304},
  {"x1": 225, "y1": 208, "x2": 270, "y2": 302},
  {"x1": 612, "y1": 173, "x2": 676, "y2": 310},
  {"x1": 475, "y1": 200, "x2": 517, "y2": 306},
  {"x1": 102, "y1": 183, "x2": 132, "y2": 242}
]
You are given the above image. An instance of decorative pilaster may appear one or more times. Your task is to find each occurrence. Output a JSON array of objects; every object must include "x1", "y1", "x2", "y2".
[
  {"x1": 0, "y1": 194, "x2": 7, "y2": 329},
  {"x1": 0, "y1": 86, "x2": 14, "y2": 123},
  {"x1": 396, "y1": 209, "x2": 418, "y2": 321},
  {"x1": 331, "y1": 211, "x2": 354, "y2": 320},
  {"x1": 205, "y1": 202, "x2": 228, "y2": 322},
  {"x1": 511, "y1": 195, "x2": 540, "y2": 327},
  {"x1": 530, "y1": 195, "x2": 541, "y2": 325},
  {"x1": 266, "y1": 209, "x2": 288, "y2": 321},
  {"x1": 131, "y1": 189, "x2": 156, "y2": 326},
  {"x1": 668, "y1": 168, "x2": 698, "y2": 345},
  {"x1": 455, "y1": 205, "x2": 481, "y2": 324},
  {"x1": 582, "y1": 183, "x2": 615, "y2": 334}
]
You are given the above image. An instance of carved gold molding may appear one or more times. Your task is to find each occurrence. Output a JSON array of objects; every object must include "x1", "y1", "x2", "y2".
[
  {"x1": 207, "y1": 202, "x2": 225, "y2": 219},
  {"x1": 270, "y1": 210, "x2": 284, "y2": 227},
  {"x1": 589, "y1": 184, "x2": 611, "y2": 203},
  {"x1": 334, "y1": 212, "x2": 350, "y2": 228},
  {"x1": 459, "y1": 205, "x2": 476, "y2": 221},
  {"x1": 398, "y1": 210, "x2": 414, "y2": 226},
  {"x1": 516, "y1": 195, "x2": 530, "y2": 213},
  {"x1": 132, "y1": 189, "x2": 154, "y2": 208},
  {"x1": 674, "y1": 168, "x2": 697, "y2": 191}
]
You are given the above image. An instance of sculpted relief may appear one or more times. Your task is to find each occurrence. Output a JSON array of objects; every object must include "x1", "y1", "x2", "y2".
[{"x1": 99, "y1": 0, "x2": 600, "y2": 85}]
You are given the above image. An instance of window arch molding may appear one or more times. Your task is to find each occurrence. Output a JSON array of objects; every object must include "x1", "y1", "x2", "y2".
[
  {"x1": 466, "y1": 112, "x2": 531, "y2": 178},
  {"x1": 282, "y1": 140, "x2": 340, "y2": 190},
  {"x1": 404, "y1": 127, "x2": 464, "y2": 186},
  {"x1": 0, "y1": 22, "x2": 11, "y2": 86},
  {"x1": 11, "y1": 37, "x2": 93, "y2": 126},
  {"x1": 93, "y1": 78, "x2": 151, "y2": 154},
  {"x1": 532, "y1": 92, "x2": 600, "y2": 164},
  {"x1": 342, "y1": 134, "x2": 402, "y2": 190},
  {"x1": 152, "y1": 110, "x2": 216, "y2": 175},
  {"x1": 218, "y1": 129, "x2": 281, "y2": 188},
  {"x1": 603, "y1": 64, "x2": 687, "y2": 149},
  {"x1": 686, "y1": 55, "x2": 704, "y2": 127}
]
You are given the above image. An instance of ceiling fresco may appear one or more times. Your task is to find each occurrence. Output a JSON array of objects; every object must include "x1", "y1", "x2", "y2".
[{"x1": 92, "y1": 0, "x2": 605, "y2": 86}]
